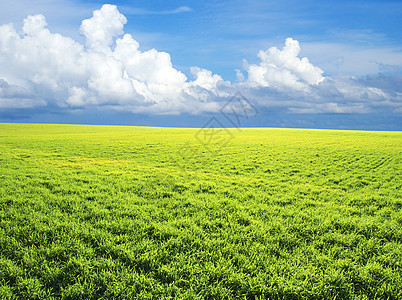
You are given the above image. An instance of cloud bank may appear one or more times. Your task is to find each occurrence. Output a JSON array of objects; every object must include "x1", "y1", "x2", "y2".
[{"x1": 0, "y1": 4, "x2": 401, "y2": 117}]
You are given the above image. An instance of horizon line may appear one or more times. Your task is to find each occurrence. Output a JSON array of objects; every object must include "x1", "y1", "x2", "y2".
[{"x1": 1, "y1": 122, "x2": 401, "y2": 133}]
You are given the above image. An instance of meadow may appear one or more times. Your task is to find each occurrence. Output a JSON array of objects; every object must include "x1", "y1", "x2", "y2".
[{"x1": 0, "y1": 123, "x2": 401, "y2": 299}]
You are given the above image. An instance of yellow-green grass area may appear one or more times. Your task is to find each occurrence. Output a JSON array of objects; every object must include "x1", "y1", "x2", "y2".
[{"x1": 0, "y1": 123, "x2": 401, "y2": 299}]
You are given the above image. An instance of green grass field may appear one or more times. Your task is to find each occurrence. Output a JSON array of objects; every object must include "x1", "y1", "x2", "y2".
[{"x1": 0, "y1": 123, "x2": 401, "y2": 299}]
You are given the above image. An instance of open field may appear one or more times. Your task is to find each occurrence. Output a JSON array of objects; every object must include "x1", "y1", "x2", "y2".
[{"x1": 0, "y1": 123, "x2": 401, "y2": 299}]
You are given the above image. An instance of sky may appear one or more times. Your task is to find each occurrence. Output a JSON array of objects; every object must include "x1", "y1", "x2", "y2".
[{"x1": 0, "y1": 0, "x2": 401, "y2": 130}]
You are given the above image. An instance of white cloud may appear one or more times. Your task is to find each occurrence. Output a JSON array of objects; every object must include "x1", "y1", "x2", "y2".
[
  {"x1": 235, "y1": 69, "x2": 245, "y2": 82},
  {"x1": 0, "y1": 4, "x2": 224, "y2": 114},
  {"x1": 80, "y1": 4, "x2": 127, "y2": 54},
  {"x1": 0, "y1": 4, "x2": 400, "y2": 116},
  {"x1": 238, "y1": 39, "x2": 401, "y2": 114},
  {"x1": 189, "y1": 67, "x2": 225, "y2": 93},
  {"x1": 245, "y1": 38, "x2": 325, "y2": 90}
]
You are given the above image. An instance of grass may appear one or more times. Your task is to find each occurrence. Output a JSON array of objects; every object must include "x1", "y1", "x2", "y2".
[{"x1": 0, "y1": 123, "x2": 401, "y2": 299}]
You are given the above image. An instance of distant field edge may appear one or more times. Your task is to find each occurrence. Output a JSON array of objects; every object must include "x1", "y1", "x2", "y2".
[{"x1": 0, "y1": 122, "x2": 401, "y2": 133}]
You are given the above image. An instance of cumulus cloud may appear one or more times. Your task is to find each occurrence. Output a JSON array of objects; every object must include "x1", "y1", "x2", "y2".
[
  {"x1": 245, "y1": 38, "x2": 325, "y2": 90},
  {"x1": 0, "y1": 4, "x2": 400, "y2": 117},
  {"x1": 0, "y1": 4, "x2": 225, "y2": 114},
  {"x1": 80, "y1": 4, "x2": 127, "y2": 53},
  {"x1": 238, "y1": 38, "x2": 401, "y2": 114}
]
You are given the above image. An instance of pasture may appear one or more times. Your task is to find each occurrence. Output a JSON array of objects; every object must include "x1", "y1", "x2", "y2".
[{"x1": 0, "y1": 123, "x2": 401, "y2": 299}]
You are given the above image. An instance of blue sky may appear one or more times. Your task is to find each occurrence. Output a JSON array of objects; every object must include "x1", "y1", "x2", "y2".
[{"x1": 0, "y1": 0, "x2": 401, "y2": 129}]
